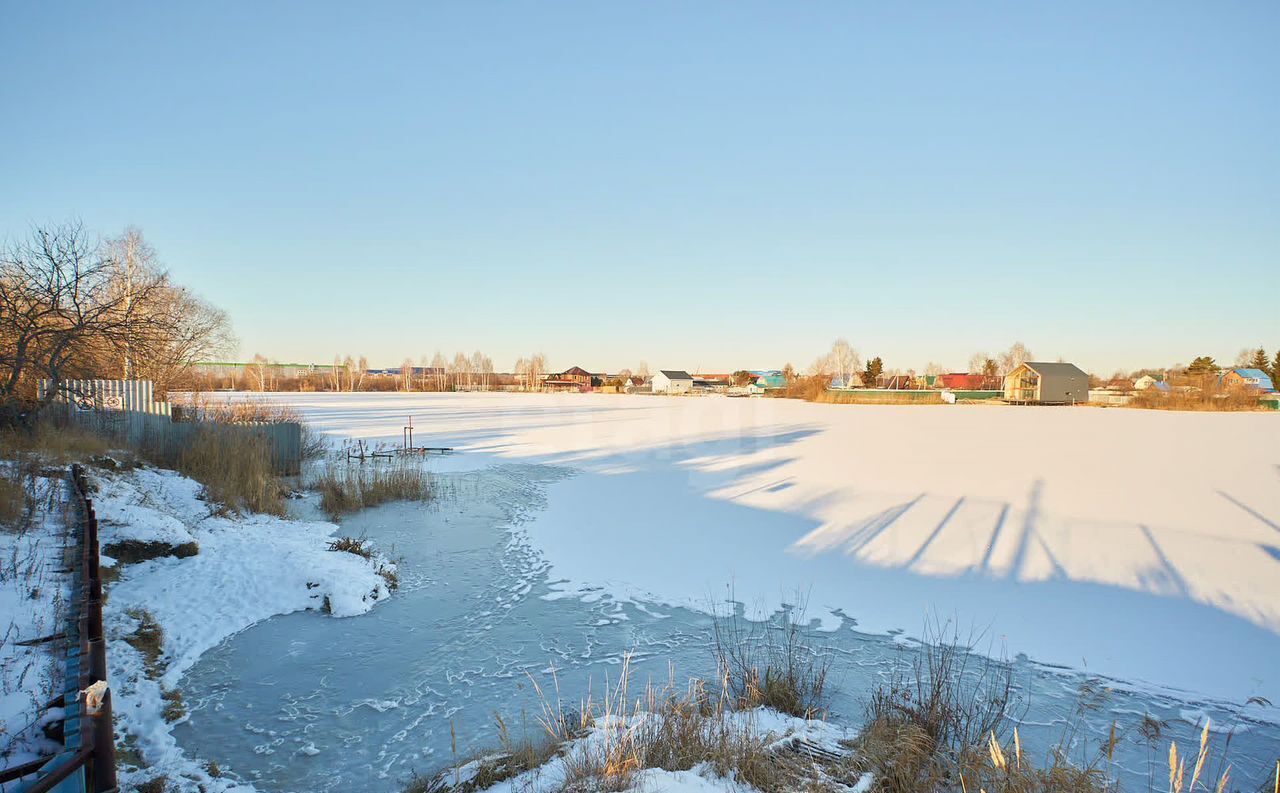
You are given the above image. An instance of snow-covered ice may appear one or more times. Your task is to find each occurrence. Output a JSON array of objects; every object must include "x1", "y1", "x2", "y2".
[{"x1": 235, "y1": 391, "x2": 1280, "y2": 704}]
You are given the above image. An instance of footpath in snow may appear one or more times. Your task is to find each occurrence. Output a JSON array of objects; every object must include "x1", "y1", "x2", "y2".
[{"x1": 238, "y1": 391, "x2": 1280, "y2": 706}]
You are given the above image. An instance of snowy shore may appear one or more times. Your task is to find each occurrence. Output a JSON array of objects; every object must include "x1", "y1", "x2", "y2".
[{"x1": 89, "y1": 463, "x2": 397, "y2": 791}]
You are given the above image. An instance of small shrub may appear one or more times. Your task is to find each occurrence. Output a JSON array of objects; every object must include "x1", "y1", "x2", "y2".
[
  {"x1": 135, "y1": 776, "x2": 170, "y2": 793},
  {"x1": 377, "y1": 563, "x2": 400, "y2": 591},
  {"x1": 402, "y1": 771, "x2": 448, "y2": 793},
  {"x1": 204, "y1": 760, "x2": 222, "y2": 778},
  {"x1": 327, "y1": 535, "x2": 373, "y2": 559},
  {"x1": 161, "y1": 687, "x2": 186, "y2": 722}
]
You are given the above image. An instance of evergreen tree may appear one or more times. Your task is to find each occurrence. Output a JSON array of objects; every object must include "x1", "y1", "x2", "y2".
[
  {"x1": 1248, "y1": 347, "x2": 1268, "y2": 371},
  {"x1": 863, "y1": 356, "x2": 884, "y2": 386},
  {"x1": 1271, "y1": 350, "x2": 1280, "y2": 385},
  {"x1": 1186, "y1": 356, "x2": 1218, "y2": 375}
]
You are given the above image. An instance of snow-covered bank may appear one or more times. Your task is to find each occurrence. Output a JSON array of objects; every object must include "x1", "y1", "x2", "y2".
[
  {"x1": 230, "y1": 392, "x2": 1280, "y2": 705},
  {"x1": 88, "y1": 463, "x2": 398, "y2": 791},
  {"x1": 0, "y1": 473, "x2": 68, "y2": 772},
  {"x1": 441, "y1": 707, "x2": 861, "y2": 793}
]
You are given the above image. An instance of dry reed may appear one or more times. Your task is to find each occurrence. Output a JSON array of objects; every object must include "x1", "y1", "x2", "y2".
[{"x1": 312, "y1": 458, "x2": 432, "y2": 518}]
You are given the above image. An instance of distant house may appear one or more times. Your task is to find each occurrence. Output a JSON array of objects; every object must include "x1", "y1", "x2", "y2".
[
  {"x1": 938, "y1": 373, "x2": 986, "y2": 390},
  {"x1": 692, "y1": 374, "x2": 732, "y2": 392},
  {"x1": 755, "y1": 374, "x2": 787, "y2": 391},
  {"x1": 1221, "y1": 368, "x2": 1275, "y2": 392},
  {"x1": 879, "y1": 374, "x2": 917, "y2": 390},
  {"x1": 1003, "y1": 362, "x2": 1090, "y2": 404},
  {"x1": 652, "y1": 370, "x2": 694, "y2": 394},
  {"x1": 1133, "y1": 374, "x2": 1164, "y2": 390},
  {"x1": 544, "y1": 366, "x2": 600, "y2": 392}
]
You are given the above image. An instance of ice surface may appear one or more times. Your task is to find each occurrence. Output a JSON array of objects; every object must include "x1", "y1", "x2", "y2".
[{"x1": 221, "y1": 392, "x2": 1280, "y2": 704}]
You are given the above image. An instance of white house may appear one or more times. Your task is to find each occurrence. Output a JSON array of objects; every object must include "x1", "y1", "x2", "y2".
[
  {"x1": 1134, "y1": 374, "x2": 1163, "y2": 390},
  {"x1": 652, "y1": 370, "x2": 694, "y2": 394}
]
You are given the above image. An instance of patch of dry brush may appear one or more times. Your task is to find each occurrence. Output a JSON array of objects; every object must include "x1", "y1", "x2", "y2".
[{"x1": 312, "y1": 458, "x2": 432, "y2": 518}]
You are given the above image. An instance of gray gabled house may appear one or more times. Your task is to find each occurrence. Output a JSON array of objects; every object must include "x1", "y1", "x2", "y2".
[{"x1": 1003, "y1": 362, "x2": 1089, "y2": 404}]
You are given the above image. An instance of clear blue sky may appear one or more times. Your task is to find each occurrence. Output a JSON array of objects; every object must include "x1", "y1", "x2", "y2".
[{"x1": 3, "y1": 1, "x2": 1277, "y2": 374}]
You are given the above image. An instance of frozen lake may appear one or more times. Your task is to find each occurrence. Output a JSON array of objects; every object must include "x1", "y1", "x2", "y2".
[
  {"x1": 175, "y1": 464, "x2": 1279, "y2": 791},
  {"x1": 173, "y1": 392, "x2": 1280, "y2": 789}
]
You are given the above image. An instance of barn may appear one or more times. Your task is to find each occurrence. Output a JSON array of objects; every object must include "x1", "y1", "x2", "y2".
[
  {"x1": 652, "y1": 370, "x2": 694, "y2": 394},
  {"x1": 1003, "y1": 362, "x2": 1089, "y2": 404}
]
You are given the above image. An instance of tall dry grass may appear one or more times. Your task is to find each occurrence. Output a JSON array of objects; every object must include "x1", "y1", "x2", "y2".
[
  {"x1": 143, "y1": 424, "x2": 285, "y2": 516},
  {"x1": 816, "y1": 389, "x2": 944, "y2": 406},
  {"x1": 1130, "y1": 388, "x2": 1265, "y2": 411},
  {"x1": 711, "y1": 601, "x2": 830, "y2": 719},
  {"x1": 312, "y1": 457, "x2": 432, "y2": 518},
  {"x1": 414, "y1": 609, "x2": 1276, "y2": 793},
  {"x1": 1, "y1": 418, "x2": 110, "y2": 528},
  {"x1": 0, "y1": 417, "x2": 109, "y2": 463},
  {"x1": 429, "y1": 656, "x2": 811, "y2": 793},
  {"x1": 412, "y1": 608, "x2": 843, "y2": 793},
  {"x1": 847, "y1": 621, "x2": 1015, "y2": 793},
  {"x1": 173, "y1": 393, "x2": 328, "y2": 459},
  {"x1": 0, "y1": 466, "x2": 27, "y2": 529}
]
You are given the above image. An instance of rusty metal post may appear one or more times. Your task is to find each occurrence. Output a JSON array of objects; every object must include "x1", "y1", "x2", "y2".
[{"x1": 91, "y1": 688, "x2": 118, "y2": 793}]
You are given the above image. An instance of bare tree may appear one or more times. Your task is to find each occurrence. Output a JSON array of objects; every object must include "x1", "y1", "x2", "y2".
[
  {"x1": 967, "y1": 352, "x2": 989, "y2": 375},
  {"x1": 341, "y1": 355, "x2": 355, "y2": 391},
  {"x1": 102, "y1": 227, "x2": 156, "y2": 379},
  {"x1": 356, "y1": 355, "x2": 368, "y2": 391},
  {"x1": 514, "y1": 357, "x2": 528, "y2": 390},
  {"x1": 248, "y1": 353, "x2": 269, "y2": 392},
  {"x1": 329, "y1": 355, "x2": 343, "y2": 391},
  {"x1": 452, "y1": 352, "x2": 470, "y2": 390},
  {"x1": 636, "y1": 361, "x2": 650, "y2": 380},
  {"x1": 429, "y1": 351, "x2": 446, "y2": 391},
  {"x1": 98, "y1": 227, "x2": 233, "y2": 390},
  {"x1": 1, "y1": 222, "x2": 228, "y2": 402},
  {"x1": 997, "y1": 342, "x2": 1032, "y2": 375},
  {"x1": 471, "y1": 350, "x2": 486, "y2": 390},
  {"x1": 400, "y1": 357, "x2": 414, "y2": 391},
  {"x1": 526, "y1": 352, "x2": 547, "y2": 391},
  {"x1": 826, "y1": 338, "x2": 861, "y2": 386}
]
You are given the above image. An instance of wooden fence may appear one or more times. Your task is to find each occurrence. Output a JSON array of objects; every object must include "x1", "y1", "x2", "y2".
[
  {"x1": 0, "y1": 465, "x2": 117, "y2": 793},
  {"x1": 38, "y1": 380, "x2": 302, "y2": 476}
]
